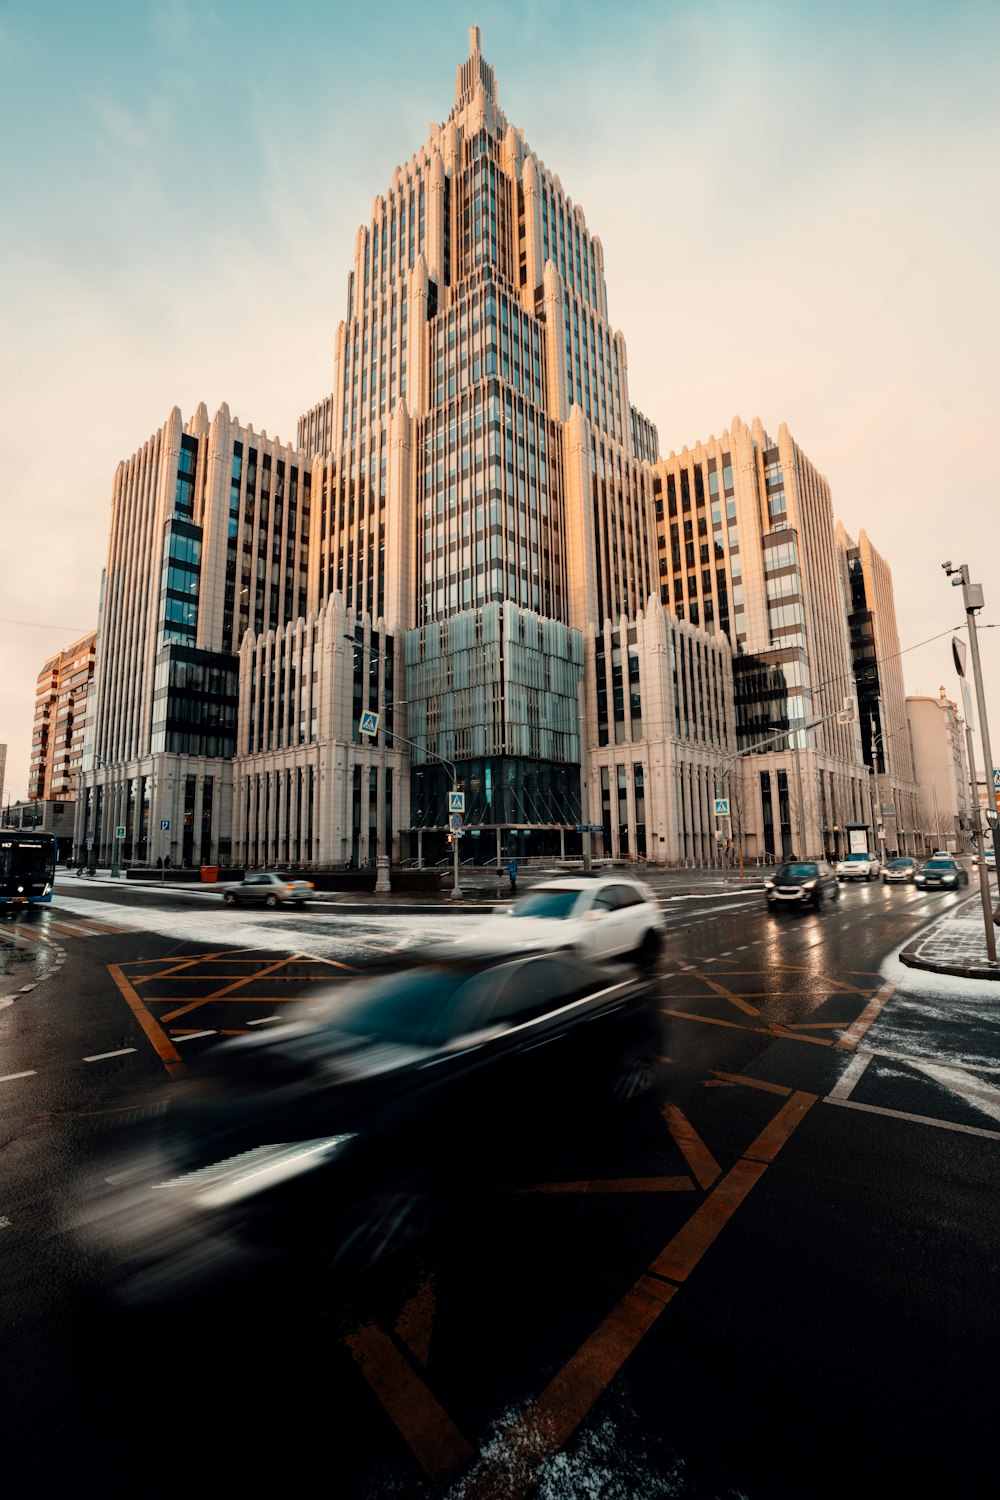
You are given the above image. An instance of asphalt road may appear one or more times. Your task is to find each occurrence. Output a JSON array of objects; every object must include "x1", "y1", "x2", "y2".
[{"x1": 2, "y1": 880, "x2": 998, "y2": 1498}]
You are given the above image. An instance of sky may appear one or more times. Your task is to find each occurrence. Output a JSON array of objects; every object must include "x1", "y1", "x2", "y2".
[{"x1": 2, "y1": 0, "x2": 999, "y2": 803}]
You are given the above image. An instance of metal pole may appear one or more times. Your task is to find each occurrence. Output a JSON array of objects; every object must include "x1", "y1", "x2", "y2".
[
  {"x1": 792, "y1": 733, "x2": 807, "y2": 859},
  {"x1": 964, "y1": 721, "x2": 997, "y2": 962},
  {"x1": 963, "y1": 572, "x2": 1000, "y2": 871},
  {"x1": 451, "y1": 779, "x2": 462, "y2": 901},
  {"x1": 931, "y1": 776, "x2": 941, "y2": 852},
  {"x1": 111, "y1": 783, "x2": 120, "y2": 879}
]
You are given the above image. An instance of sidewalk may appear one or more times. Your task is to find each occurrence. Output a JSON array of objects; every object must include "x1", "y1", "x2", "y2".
[{"x1": 900, "y1": 893, "x2": 1000, "y2": 981}]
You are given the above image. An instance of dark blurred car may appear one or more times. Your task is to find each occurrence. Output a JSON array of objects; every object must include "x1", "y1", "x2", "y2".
[
  {"x1": 222, "y1": 871, "x2": 315, "y2": 906},
  {"x1": 71, "y1": 950, "x2": 659, "y2": 1305},
  {"x1": 882, "y1": 857, "x2": 918, "y2": 884},
  {"x1": 914, "y1": 857, "x2": 969, "y2": 891},
  {"x1": 764, "y1": 860, "x2": 840, "y2": 910}
]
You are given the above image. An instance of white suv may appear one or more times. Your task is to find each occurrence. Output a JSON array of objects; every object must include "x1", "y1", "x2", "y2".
[
  {"x1": 448, "y1": 876, "x2": 667, "y2": 970},
  {"x1": 835, "y1": 851, "x2": 881, "y2": 881}
]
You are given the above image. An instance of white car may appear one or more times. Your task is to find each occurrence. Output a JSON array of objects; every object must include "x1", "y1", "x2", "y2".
[
  {"x1": 447, "y1": 876, "x2": 667, "y2": 970},
  {"x1": 971, "y1": 848, "x2": 996, "y2": 872},
  {"x1": 835, "y1": 851, "x2": 881, "y2": 881}
]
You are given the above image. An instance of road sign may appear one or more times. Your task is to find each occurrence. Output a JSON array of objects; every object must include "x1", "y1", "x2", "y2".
[
  {"x1": 449, "y1": 813, "x2": 463, "y2": 832},
  {"x1": 952, "y1": 636, "x2": 967, "y2": 679},
  {"x1": 448, "y1": 791, "x2": 465, "y2": 813},
  {"x1": 714, "y1": 798, "x2": 730, "y2": 817},
  {"x1": 115, "y1": 825, "x2": 126, "y2": 840},
  {"x1": 994, "y1": 769, "x2": 1000, "y2": 790},
  {"x1": 359, "y1": 710, "x2": 380, "y2": 736},
  {"x1": 160, "y1": 819, "x2": 170, "y2": 831},
  {"x1": 86, "y1": 837, "x2": 94, "y2": 848}
]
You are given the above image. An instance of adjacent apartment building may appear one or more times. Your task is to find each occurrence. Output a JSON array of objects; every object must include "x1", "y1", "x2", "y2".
[
  {"x1": 906, "y1": 689, "x2": 970, "y2": 852},
  {"x1": 836, "y1": 525, "x2": 922, "y2": 857},
  {"x1": 651, "y1": 418, "x2": 870, "y2": 861}
]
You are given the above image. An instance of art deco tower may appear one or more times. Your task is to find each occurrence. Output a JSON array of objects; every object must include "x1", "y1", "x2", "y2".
[{"x1": 277, "y1": 27, "x2": 689, "y2": 865}]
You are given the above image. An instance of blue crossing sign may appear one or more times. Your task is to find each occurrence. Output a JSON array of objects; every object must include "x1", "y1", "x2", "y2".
[
  {"x1": 714, "y1": 798, "x2": 730, "y2": 817},
  {"x1": 359, "y1": 710, "x2": 380, "y2": 736},
  {"x1": 448, "y1": 791, "x2": 465, "y2": 812}
]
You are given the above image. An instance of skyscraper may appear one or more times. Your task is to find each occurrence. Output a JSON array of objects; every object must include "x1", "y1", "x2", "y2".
[
  {"x1": 78, "y1": 27, "x2": 914, "y2": 873},
  {"x1": 236, "y1": 25, "x2": 732, "y2": 869}
]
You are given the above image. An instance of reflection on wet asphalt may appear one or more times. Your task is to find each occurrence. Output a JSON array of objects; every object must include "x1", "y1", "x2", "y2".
[{"x1": 0, "y1": 912, "x2": 60, "y2": 992}]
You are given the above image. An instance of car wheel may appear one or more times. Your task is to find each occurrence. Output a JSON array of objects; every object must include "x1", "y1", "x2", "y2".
[
  {"x1": 635, "y1": 929, "x2": 662, "y2": 973},
  {"x1": 331, "y1": 1184, "x2": 430, "y2": 1279},
  {"x1": 224, "y1": 892, "x2": 237, "y2": 905},
  {"x1": 265, "y1": 893, "x2": 279, "y2": 907}
]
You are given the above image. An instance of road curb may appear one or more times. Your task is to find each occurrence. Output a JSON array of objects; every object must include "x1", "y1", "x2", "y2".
[{"x1": 898, "y1": 893, "x2": 1000, "y2": 981}]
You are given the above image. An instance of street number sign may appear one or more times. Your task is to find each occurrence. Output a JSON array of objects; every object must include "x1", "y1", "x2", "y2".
[
  {"x1": 160, "y1": 819, "x2": 170, "y2": 831},
  {"x1": 359, "y1": 710, "x2": 380, "y2": 736},
  {"x1": 714, "y1": 798, "x2": 730, "y2": 817},
  {"x1": 115, "y1": 826, "x2": 126, "y2": 839}
]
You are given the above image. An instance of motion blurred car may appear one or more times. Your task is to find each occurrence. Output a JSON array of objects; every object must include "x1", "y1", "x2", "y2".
[
  {"x1": 835, "y1": 851, "x2": 881, "y2": 881},
  {"x1": 69, "y1": 950, "x2": 660, "y2": 1306},
  {"x1": 222, "y1": 871, "x2": 315, "y2": 907},
  {"x1": 914, "y1": 857, "x2": 969, "y2": 891},
  {"x1": 882, "y1": 857, "x2": 918, "y2": 884},
  {"x1": 971, "y1": 848, "x2": 997, "y2": 872},
  {"x1": 764, "y1": 860, "x2": 840, "y2": 910},
  {"x1": 445, "y1": 876, "x2": 666, "y2": 970}
]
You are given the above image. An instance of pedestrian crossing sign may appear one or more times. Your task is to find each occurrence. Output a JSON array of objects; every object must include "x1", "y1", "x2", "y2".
[
  {"x1": 359, "y1": 710, "x2": 380, "y2": 735},
  {"x1": 714, "y1": 798, "x2": 730, "y2": 817},
  {"x1": 448, "y1": 791, "x2": 465, "y2": 812}
]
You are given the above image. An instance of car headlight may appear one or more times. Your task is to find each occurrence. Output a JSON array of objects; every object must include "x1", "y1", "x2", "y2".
[
  {"x1": 801, "y1": 879, "x2": 817, "y2": 889},
  {"x1": 153, "y1": 1135, "x2": 357, "y2": 1209},
  {"x1": 764, "y1": 878, "x2": 775, "y2": 889}
]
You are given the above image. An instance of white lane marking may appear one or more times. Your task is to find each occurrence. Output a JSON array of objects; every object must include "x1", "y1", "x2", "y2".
[
  {"x1": 0, "y1": 1070, "x2": 38, "y2": 1083},
  {"x1": 829, "y1": 1050, "x2": 874, "y2": 1100},
  {"x1": 870, "y1": 1048, "x2": 1000, "y2": 1075},
  {"x1": 83, "y1": 1048, "x2": 138, "y2": 1063},
  {"x1": 246, "y1": 1015, "x2": 281, "y2": 1026},
  {"x1": 172, "y1": 1030, "x2": 216, "y2": 1043},
  {"x1": 824, "y1": 1096, "x2": 1000, "y2": 1141},
  {"x1": 898, "y1": 1056, "x2": 1000, "y2": 1127}
]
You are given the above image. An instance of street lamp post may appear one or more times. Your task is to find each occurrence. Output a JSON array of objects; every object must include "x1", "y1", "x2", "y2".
[{"x1": 944, "y1": 563, "x2": 997, "y2": 961}]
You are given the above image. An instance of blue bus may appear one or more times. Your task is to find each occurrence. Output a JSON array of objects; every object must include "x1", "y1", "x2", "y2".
[{"x1": 0, "y1": 831, "x2": 57, "y2": 906}]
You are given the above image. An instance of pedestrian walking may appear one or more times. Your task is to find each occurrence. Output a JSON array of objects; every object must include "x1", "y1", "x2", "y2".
[{"x1": 508, "y1": 857, "x2": 517, "y2": 896}]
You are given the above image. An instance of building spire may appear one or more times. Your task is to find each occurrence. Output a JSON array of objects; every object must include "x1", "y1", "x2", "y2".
[{"x1": 455, "y1": 24, "x2": 496, "y2": 108}]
